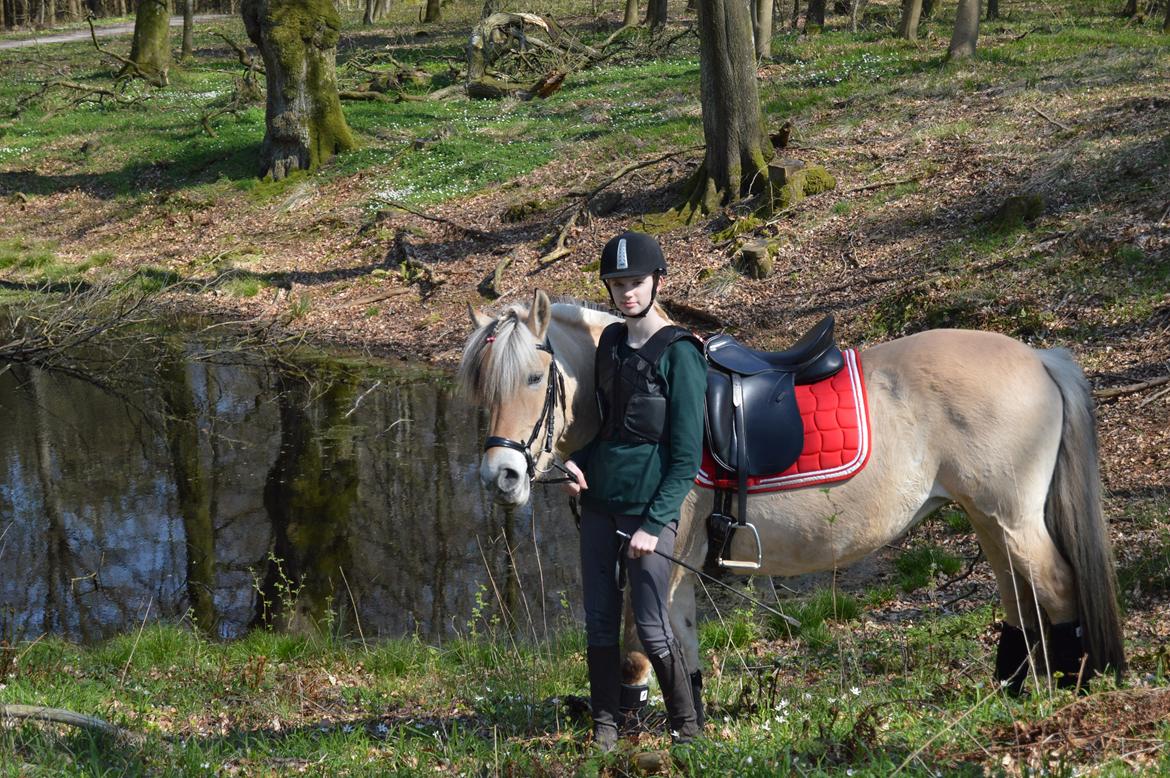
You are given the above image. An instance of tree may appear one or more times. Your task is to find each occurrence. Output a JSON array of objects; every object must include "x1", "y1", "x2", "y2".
[
  {"x1": 753, "y1": 0, "x2": 774, "y2": 58},
  {"x1": 806, "y1": 0, "x2": 826, "y2": 32},
  {"x1": 947, "y1": 0, "x2": 980, "y2": 59},
  {"x1": 242, "y1": 0, "x2": 356, "y2": 180},
  {"x1": 624, "y1": 0, "x2": 638, "y2": 27},
  {"x1": 181, "y1": 0, "x2": 194, "y2": 60},
  {"x1": 986, "y1": 0, "x2": 998, "y2": 20},
  {"x1": 673, "y1": 0, "x2": 772, "y2": 222},
  {"x1": 423, "y1": 0, "x2": 438, "y2": 21},
  {"x1": 1121, "y1": 0, "x2": 1137, "y2": 18},
  {"x1": 898, "y1": 0, "x2": 922, "y2": 40},
  {"x1": 124, "y1": 0, "x2": 172, "y2": 85},
  {"x1": 1163, "y1": 0, "x2": 1170, "y2": 33},
  {"x1": 644, "y1": 0, "x2": 666, "y2": 27}
]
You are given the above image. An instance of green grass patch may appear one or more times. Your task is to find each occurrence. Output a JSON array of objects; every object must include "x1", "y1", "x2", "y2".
[{"x1": 894, "y1": 546, "x2": 963, "y2": 592}]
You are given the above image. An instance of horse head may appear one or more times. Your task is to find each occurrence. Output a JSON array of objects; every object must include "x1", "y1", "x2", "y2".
[{"x1": 458, "y1": 290, "x2": 610, "y2": 506}]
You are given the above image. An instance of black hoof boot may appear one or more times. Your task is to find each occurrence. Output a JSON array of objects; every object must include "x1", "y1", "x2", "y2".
[
  {"x1": 995, "y1": 622, "x2": 1036, "y2": 696},
  {"x1": 1048, "y1": 621, "x2": 1094, "y2": 692}
]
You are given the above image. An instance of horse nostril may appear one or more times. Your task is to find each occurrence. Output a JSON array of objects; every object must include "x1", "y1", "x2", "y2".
[{"x1": 498, "y1": 467, "x2": 521, "y2": 488}]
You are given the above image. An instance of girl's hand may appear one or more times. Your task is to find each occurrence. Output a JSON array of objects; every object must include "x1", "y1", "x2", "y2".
[
  {"x1": 626, "y1": 529, "x2": 658, "y2": 559},
  {"x1": 561, "y1": 460, "x2": 587, "y2": 496}
]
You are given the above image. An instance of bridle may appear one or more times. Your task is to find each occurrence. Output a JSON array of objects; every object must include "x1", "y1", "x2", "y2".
[{"x1": 483, "y1": 339, "x2": 578, "y2": 486}]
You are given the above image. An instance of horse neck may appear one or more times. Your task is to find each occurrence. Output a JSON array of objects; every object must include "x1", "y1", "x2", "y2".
[{"x1": 548, "y1": 303, "x2": 616, "y2": 457}]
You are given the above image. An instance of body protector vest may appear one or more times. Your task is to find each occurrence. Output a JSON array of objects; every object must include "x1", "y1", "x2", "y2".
[{"x1": 595, "y1": 323, "x2": 704, "y2": 445}]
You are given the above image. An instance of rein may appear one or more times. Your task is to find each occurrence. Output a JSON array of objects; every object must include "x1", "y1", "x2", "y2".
[{"x1": 483, "y1": 340, "x2": 578, "y2": 486}]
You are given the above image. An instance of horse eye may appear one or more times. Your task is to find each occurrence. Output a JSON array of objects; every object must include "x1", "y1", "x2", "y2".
[{"x1": 527, "y1": 373, "x2": 542, "y2": 386}]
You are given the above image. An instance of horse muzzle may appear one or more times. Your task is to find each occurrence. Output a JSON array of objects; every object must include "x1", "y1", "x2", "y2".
[{"x1": 479, "y1": 450, "x2": 531, "y2": 506}]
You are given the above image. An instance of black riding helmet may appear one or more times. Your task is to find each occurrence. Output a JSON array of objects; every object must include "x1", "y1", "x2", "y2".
[{"x1": 599, "y1": 231, "x2": 667, "y2": 318}]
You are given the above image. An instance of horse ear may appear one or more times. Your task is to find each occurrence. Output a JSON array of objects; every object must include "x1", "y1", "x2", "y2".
[
  {"x1": 468, "y1": 303, "x2": 493, "y2": 330},
  {"x1": 526, "y1": 289, "x2": 552, "y2": 340}
]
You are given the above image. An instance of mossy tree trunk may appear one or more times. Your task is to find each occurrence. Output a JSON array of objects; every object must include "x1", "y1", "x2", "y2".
[
  {"x1": 242, "y1": 0, "x2": 356, "y2": 180},
  {"x1": 947, "y1": 0, "x2": 980, "y2": 59},
  {"x1": 675, "y1": 0, "x2": 772, "y2": 222},
  {"x1": 985, "y1": 0, "x2": 997, "y2": 20},
  {"x1": 644, "y1": 0, "x2": 666, "y2": 27},
  {"x1": 1163, "y1": 0, "x2": 1169, "y2": 33},
  {"x1": 806, "y1": 0, "x2": 825, "y2": 31},
  {"x1": 898, "y1": 0, "x2": 922, "y2": 39},
  {"x1": 124, "y1": 0, "x2": 172, "y2": 85},
  {"x1": 753, "y1": 0, "x2": 774, "y2": 58},
  {"x1": 423, "y1": 0, "x2": 439, "y2": 21}
]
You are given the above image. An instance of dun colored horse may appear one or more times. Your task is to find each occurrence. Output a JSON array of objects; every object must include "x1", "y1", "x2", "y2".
[{"x1": 458, "y1": 290, "x2": 1125, "y2": 692}]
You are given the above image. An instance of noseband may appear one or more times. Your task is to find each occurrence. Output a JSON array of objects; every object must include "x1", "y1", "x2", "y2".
[{"x1": 483, "y1": 340, "x2": 577, "y2": 485}]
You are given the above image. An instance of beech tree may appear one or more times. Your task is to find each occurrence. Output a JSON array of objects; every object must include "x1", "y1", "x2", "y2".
[
  {"x1": 948, "y1": 0, "x2": 980, "y2": 59},
  {"x1": 898, "y1": 0, "x2": 922, "y2": 40},
  {"x1": 624, "y1": 0, "x2": 638, "y2": 26},
  {"x1": 242, "y1": 0, "x2": 355, "y2": 180},
  {"x1": 181, "y1": 0, "x2": 194, "y2": 59},
  {"x1": 423, "y1": 0, "x2": 438, "y2": 21},
  {"x1": 674, "y1": 0, "x2": 772, "y2": 222},
  {"x1": 752, "y1": 0, "x2": 774, "y2": 59},
  {"x1": 125, "y1": 0, "x2": 172, "y2": 84}
]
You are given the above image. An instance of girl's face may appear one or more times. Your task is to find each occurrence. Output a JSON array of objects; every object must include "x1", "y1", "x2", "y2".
[{"x1": 606, "y1": 274, "x2": 656, "y2": 315}]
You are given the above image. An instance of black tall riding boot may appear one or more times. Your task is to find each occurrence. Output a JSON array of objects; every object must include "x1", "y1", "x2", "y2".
[
  {"x1": 690, "y1": 669, "x2": 706, "y2": 730},
  {"x1": 994, "y1": 622, "x2": 1036, "y2": 697},
  {"x1": 586, "y1": 645, "x2": 622, "y2": 751},
  {"x1": 648, "y1": 642, "x2": 701, "y2": 744},
  {"x1": 1048, "y1": 621, "x2": 1095, "y2": 691}
]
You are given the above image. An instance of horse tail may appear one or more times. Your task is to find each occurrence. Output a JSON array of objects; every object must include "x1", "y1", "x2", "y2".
[{"x1": 1038, "y1": 348, "x2": 1126, "y2": 678}]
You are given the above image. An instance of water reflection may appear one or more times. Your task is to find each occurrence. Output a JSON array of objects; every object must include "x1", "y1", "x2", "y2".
[{"x1": 0, "y1": 347, "x2": 580, "y2": 643}]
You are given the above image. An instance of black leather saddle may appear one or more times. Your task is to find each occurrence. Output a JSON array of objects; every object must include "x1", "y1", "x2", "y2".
[
  {"x1": 704, "y1": 315, "x2": 843, "y2": 478},
  {"x1": 702, "y1": 315, "x2": 845, "y2": 572}
]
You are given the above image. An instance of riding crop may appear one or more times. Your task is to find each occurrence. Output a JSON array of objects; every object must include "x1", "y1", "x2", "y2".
[{"x1": 615, "y1": 530, "x2": 800, "y2": 628}]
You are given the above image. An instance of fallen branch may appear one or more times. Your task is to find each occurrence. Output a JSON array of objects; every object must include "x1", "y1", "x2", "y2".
[
  {"x1": 215, "y1": 32, "x2": 263, "y2": 75},
  {"x1": 537, "y1": 208, "x2": 582, "y2": 267},
  {"x1": 478, "y1": 251, "x2": 516, "y2": 298},
  {"x1": 1032, "y1": 105, "x2": 1073, "y2": 132},
  {"x1": 347, "y1": 287, "x2": 412, "y2": 306},
  {"x1": 1093, "y1": 375, "x2": 1170, "y2": 401},
  {"x1": 86, "y1": 15, "x2": 166, "y2": 87},
  {"x1": 14, "y1": 79, "x2": 138, "y2": 116},
  {"x1": 375, "y1": 199, "x2": 499, "y2": 242},
  {"x1": 0, "y1": 704, "x2": 136, "y2": 743}
]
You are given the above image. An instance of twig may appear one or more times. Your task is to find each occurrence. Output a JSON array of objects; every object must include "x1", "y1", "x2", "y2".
[
  {"x1": 215, "y1": 32, "x2": 263, "y2": 74},
  {"x1": 841, "y1": 176, "x2": 922, "y2": 195},
  {"x1": 1032, "y1": 105, "x2": 1073, "y2": 132},
  {"x1": 536, "y1": 208, "x2": 581, "y2": 267},
  {"x1": 375, "y1": 198, "x2": 499, "y2": 242},
  {"x1": 1094, "y1": 375, "x2": 1170, "y2": 401}
]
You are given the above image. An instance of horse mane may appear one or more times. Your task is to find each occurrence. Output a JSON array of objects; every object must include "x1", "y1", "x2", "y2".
[{"x1": 456, "y1": 298, "x2": 617, "y2": 408}]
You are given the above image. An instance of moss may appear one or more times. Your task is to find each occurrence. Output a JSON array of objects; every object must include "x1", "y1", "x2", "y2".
[
  {"x1": 989, "y1": 194, "x2": 1044, "y2": 232},
  {"x1": 711, "y1": 215, "x2": 764, "y2": 243},
  {"x1": 801, "y1": 165, "x2": 837, "y2": 195}
]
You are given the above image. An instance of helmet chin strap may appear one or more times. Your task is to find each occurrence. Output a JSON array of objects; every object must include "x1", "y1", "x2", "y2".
[{"x1": 608, "y1": 274, "x2": 660, "y2": 319}]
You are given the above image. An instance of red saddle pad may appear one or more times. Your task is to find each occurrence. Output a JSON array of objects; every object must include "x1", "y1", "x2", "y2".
[{"x1": 695, "y1": 349, "x2": 872, "y2": 493}]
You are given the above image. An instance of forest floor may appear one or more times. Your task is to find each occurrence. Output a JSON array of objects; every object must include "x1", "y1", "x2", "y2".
[{"x1": 1, "y1": 1, "x2": 1169, "y2": 775}]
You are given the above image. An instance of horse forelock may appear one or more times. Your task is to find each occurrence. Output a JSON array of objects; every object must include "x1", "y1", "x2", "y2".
[{"x1": 456, "y1": 305, "x2": 540, "y2": 408}]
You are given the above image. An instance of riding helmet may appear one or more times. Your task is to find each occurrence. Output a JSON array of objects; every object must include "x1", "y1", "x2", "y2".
[{"x1": 599, "y1": 231, "x2": 668, "y2": 280}]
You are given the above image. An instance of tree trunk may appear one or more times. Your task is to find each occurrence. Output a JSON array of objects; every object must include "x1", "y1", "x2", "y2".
[
  {"x1": 422, "y1": 0, "x2": 438, "y2": 21},
  {"x1": 124, "y1": 0, "x2": 172, "y2": 84},
  {"x1": 806, "y1": 0, "x2": 824, "y2": 31},
  {"x1": 1120, "y1": 0, "x2": 1136, "y2": 17},
  {"x1": 898, "y1": 0, "x2": 921, "y2": 39},
  {"x1": 181, "y1": 0, "x2": 193, "y2": 58},
  {"x1": 362, "y1": 0, "x2": 372, "y2": 23},
  {"x1": 1163, "y1": 0, "x2": 1170, "y2": 33},
  {"x1": 242, "y1": 0, "x2": 356, "y2": 180},
  {"x1": 753, "y1": 0, "x2": 773, "y2": 58},
  {"x1": 677, "y1": 0, "x2": 772, "y2": 221},
  {"x1": 644, "y1": 0, "x2": 666, "y2": 28},
  {"x1": 947, "y1": 0, "x2": 980, "y2": 59},
  {"x1": 623, "y1": 0, "x2": 637, "y2": 26},
  {"x1": 920, "y1": 0, "x2": 934, "y2": 18},
  {"x1": 986, "y1": 0, "x2": 997, "y2": 20}
]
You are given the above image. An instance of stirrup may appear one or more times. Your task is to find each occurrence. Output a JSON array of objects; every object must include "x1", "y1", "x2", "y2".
[{"x1": 710, "y1": 512, "x2": 763, "y2": 571}]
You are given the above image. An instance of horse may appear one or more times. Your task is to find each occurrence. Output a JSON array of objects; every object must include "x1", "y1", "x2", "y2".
[{"x1": 457, "y1": 289, "x2": 1125, "y2": 695}]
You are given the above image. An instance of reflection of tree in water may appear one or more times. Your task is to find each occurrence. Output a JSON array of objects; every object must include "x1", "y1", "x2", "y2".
[{"x1": 254, "y1": 365, "x2": 359, "y2": 634}]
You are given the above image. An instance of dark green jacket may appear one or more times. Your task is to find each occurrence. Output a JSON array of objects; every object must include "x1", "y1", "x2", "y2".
[{"x1": 571, "y1": 336, "x2": 707, "y2": 536}]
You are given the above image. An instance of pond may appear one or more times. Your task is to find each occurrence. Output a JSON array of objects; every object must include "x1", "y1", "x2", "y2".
[{"x1": 0, "y1": 340, "x2": 580, "y2": 644}]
